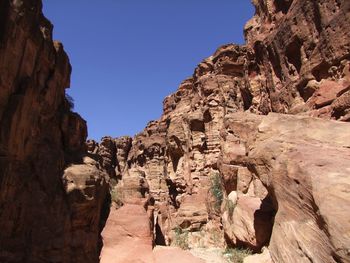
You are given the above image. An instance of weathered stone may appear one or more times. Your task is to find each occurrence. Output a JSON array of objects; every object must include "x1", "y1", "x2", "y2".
[
  {"x1": 7, "y1": 0, "x2": 347, "y2": 261},
  {"x1": 0, "y1": 1, "x2": 108, "y2": 262},
  {"x1": 100, "y1": 204, "x2": 154, "y2": 263},
  {"x1": 244, "y1": 247, "x2": 272, "y2": 263},
  {"x1": 97, "y1": 1, "x2": 350, "y2": 261},
  {"x1": 247, "y1": 113, "x2": 350, "y2": 263},
  {"x1": 223, "y1": 196, "x2": 274, "y2": 251}
]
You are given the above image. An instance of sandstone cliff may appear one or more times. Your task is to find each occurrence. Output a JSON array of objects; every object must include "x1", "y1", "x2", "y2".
[
  {"x1": 0, "y1": 1, "x2": 109, "y2": 262},
  {"x1": 96, "y1": 1, "x2": 350, "y2": 262},
  {"x1": 0, "y1": 0, "x2": 349, "y2": 262}
]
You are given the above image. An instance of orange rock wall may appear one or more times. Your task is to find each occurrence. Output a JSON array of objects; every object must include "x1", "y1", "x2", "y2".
[{"x1": 94, "y1": 1, "x2": 350, "y2": 262}]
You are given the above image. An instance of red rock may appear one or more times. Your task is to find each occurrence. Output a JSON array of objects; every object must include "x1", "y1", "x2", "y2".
[
  {"x1": 307, "y1": 79, "x2": 350, "y2": 108},
  {"x1": 100, "y1": 204, "x2": 154, "y2": 263},
  {"x1": 96, "y1": 1, "x2": 350, "y2": 261},
  {"x1": 222, "y1": 196, "x2": 273, "y2": 251},
  {"x1": 0, "y1": 1, "x2": 108, "y2": 262},
  {"x1": 231, "y1": 112, "x2": 350, "y2": 262},
  {"x1": 1, "y1": 0, "x2": 350, "y2": 262},
  {"x1": 100, "y1": 204, "x2": 206, "y2": 263}
]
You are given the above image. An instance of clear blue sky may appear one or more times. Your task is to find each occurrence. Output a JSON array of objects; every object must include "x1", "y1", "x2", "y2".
[{"x1": 43, "y1": 1, "x2": 254, "y2": 140}]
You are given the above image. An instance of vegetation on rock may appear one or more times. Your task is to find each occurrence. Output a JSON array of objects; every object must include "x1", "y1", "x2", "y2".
[
  {"x1": 172, "y1": 227, "x2": 190, "y2": 250},
  {"x1": 226, "y1": 199, "x2": 236, "y2": 219},
  {"x1": 210, "y1": 173, "x2": 224, "y2": 212},
  {"x1": 110, "y1": 188, "x2": 123, "y2": 208}
]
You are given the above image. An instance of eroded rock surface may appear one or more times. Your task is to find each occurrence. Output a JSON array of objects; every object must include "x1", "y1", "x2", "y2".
[
  {"x1": 1, "y1": 0, "x2": 349, "y2": 263},
  {"x1": 97, "y1": 1, "x2": 350, "y2": 262},
  {"x1": 100, "y1": 202, "x2": 154, "y2": 263},
  {"x1": 99, "y1": 199, "x2": 207, "y2": 263},
  {"x1": 222, "y1": 112, "x2": 350, "y2": 262},
  {"x1": 0, "y1": 1, "x2": 108, "y2": 262}
]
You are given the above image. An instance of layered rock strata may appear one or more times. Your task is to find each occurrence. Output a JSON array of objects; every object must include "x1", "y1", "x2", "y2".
[
  {"x1": 0, "y1": 1, "x2": 109, "y2": 262},
  {"x1": 96, "y1": 1, "x2": 350, "y2": 262},
  {"x1": 221, "y1": 112, "x2": 350, "y2": 262},
  {"x1": 0, "y1": 0, "x2": 348, "y2": 262}
]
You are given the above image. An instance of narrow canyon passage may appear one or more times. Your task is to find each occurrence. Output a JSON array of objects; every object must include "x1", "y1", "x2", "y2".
[
  {"x1": 99, "y1": 202, "x2": 210, "y2": 263},
  {"x1": 0, "y1": 0, "x2": 350, "y2": 263}
]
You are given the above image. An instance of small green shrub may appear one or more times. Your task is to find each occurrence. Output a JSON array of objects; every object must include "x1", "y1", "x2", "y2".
[
  {"x1": 210, "y1": 173, "x2": 223, "y2": 211},
  {"x1": 110, "y1": 178, "x2": 118, "y2": 188},
  {"x1": 226, "y1": 199, "x2": 236, "y2": 219},
  {"x1": 211, "y1": 229, "x2": 222, "y2": 244},
  {"x1": 110, "y1": 189, "x2": 123, "y2": 208},
  {"x1": 223, "y1": 247, "x2": 252, "y2": 263},
  {"x1": 173, "y1": 227, "x2": 190, "y2": 250}
]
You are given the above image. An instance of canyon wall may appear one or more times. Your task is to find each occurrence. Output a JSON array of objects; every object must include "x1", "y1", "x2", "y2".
[
  {"x1": 0, "y1": 0, "x2": 349, "y2": 262},
  {"x1": 96, "y1": 0, "x2": 350, "y2": 262},
  {"x1": 0, "y1": 1, "x2": 109, "y2": 262}
]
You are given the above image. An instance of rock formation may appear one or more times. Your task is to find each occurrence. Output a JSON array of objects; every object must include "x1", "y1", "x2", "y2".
[
  {"x1": 96, "y1": 0, "x2": 350, "y2": 262},
  {"x1": 0, "y1": 1, "x2": 109, "y2": 262},
  {"x1": 222, "y1": 112, "x2": 350, "y2": 262},
  {"x1": 0, "y1": 0, "x2": 349, "y2": 263}
]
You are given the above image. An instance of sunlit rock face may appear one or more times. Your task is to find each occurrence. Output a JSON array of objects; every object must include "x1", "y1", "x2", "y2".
[
  {"x1": 96, "y1": 1, "x2": 350, "y2": 262},
  {"x1": 0, "y1": 0, "x2": 349, "y2": 263},
  {"x1": 221, "y1": 112, "x2": 350, "y2": 263},
  {"x1": 245, "y1": 0, "x2": 350, "y2": 120},
  {"x1": 0, "y1": 1, "x2": 109, "y2": 262}
]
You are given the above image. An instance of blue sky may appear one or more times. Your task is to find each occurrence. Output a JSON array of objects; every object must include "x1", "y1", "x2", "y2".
[{"x1": 43, "y1": 1, "x2": 254, "y2": 140}]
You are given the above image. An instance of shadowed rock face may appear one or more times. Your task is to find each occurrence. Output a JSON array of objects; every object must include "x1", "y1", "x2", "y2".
[
  {"x1": 0, "y1": 1, "x2": 108, "y2": 262},
  {"x1": 95, "y1": 1, "x2": 350, "y2": 263}
]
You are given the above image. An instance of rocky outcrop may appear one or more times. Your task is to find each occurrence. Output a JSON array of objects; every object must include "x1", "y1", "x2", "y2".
[
  {"x1": 100, "y1": 202, "x2": 155, "y2": 263},
  {"x1": 97, "y1": 0, "x2": 350, "y2": 262},
  {"x1": 221, "y1": 112, "x2": 350, "y2": 262},
  {"x1": 244, "y1": 0, "x2": 350, "y2": 119},
  {"x1": 1, "y1": 0, "x2": 347, "y2": 262},
  {"x1": 87, "y1": 136, "x2": 132, "y2": 180},
  {"x1": 0, "y1": 1, "x2": 108, "y2": 262},
  {"x1": 99, "y1": 200, "x2": 208, "y2": 263}
]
